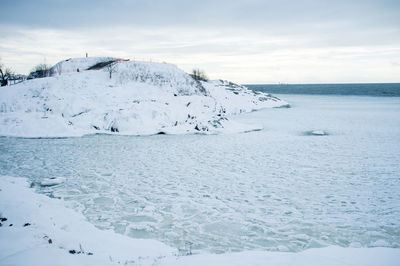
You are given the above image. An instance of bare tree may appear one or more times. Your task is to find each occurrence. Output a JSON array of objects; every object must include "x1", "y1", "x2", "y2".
[
  {"x1": 106, "y1": 62, "x2": 117, "y2": 79},
  {"x1": 191, "y1": 68, "x2": 208, "y2": 81},
  {"x1": 29, "y1": 64, "x2": 51, "y2": 79},
  {"x1": 0, "y1": 60, "x2": 14, "y2": 86}
]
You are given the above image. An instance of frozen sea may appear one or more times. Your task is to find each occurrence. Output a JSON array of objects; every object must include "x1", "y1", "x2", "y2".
[{"x1": 0, "y1": 94, "x2": 399, "y2": 254}]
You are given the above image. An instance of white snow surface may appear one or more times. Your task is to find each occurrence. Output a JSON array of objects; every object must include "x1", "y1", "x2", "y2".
[
  {"x1": 0, "y1": 59, "x2": 287, "y2": 137},
  {"x1": 1, "y1": 176, "x2": 399, "y2": 266},
  {"x1": 0, "y1": 176, "x2": 174, "y2": 266},
  {"x1": 1, "y1": 95, "x2": 399, "y2": 255}
]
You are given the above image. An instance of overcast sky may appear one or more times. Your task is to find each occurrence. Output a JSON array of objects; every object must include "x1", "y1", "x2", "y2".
[{"x1": 1, "y1": 0, "x2": 399, "y2": 83}]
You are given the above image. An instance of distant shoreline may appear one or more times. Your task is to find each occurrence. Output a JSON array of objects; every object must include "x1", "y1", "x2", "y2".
[{"x1": 246, "y1": 83, "x2": 400, "y2": 97}]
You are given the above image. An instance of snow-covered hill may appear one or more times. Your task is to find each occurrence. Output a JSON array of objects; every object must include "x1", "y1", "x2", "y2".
[{"x1": 0, "y1": 58, "x2": 288, "y2": 137}]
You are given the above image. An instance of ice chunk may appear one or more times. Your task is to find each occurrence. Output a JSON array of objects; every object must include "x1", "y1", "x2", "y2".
[
  {"x1": 40, "y1": 177, "x2": 64, "y2": 187},
  {"x1": 311, "y1": 130, "x2": 327, "y2": 135}
]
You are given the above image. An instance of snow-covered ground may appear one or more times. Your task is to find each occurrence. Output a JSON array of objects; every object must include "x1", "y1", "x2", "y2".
[
  {"x1": 0, "y1": 57, "x2": 287, "y2": 137},
  {"x1": 0, "y1": 176, "x2": 174, "y2": 266},
  {"x1": 1, "y1": 94, "x2": 399, "y2": 265},
  {"x1": 1, "y1": 176, "x2": 399, "y2": 266}
]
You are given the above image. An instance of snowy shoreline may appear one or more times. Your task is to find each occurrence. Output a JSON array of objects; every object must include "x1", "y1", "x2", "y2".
[
  {"x1": 1, "y1": 176, "x2": 399, "y2": 266},
  {"x1": 0, "y1": 58, "x2": 288, "y2": 138}
]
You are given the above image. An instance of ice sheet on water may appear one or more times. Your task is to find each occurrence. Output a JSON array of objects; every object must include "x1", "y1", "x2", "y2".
[{"x1": 0, "y1": 95, "x2": 399, "y2": 254}]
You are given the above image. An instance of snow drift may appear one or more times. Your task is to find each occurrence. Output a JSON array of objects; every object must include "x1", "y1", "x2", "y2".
[{"x1": 0, "y1": 57, "x2": 288, "y2": 137}]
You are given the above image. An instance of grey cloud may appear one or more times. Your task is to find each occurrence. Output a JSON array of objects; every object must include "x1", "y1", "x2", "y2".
[
  {"x1": 1, "y1": 0, "x2": 399, "y2": 31},
  {"x1": 1, "y1": 0, "x2": 398, "y2": 50}
]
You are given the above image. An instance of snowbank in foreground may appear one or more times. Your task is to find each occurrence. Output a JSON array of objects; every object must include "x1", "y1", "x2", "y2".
[
  {"x1": 0, "y1": 176, "x2": 174, "y2": 266},
  {"x1": 160, "y1": 246, "x2": 400, "y2": 266},
  {"x1": 1, "y1": 176, "x2": 399, "y2": 266},
  {"x1": 0, "y1": 58, "x2": 288, "y2": 137}
]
